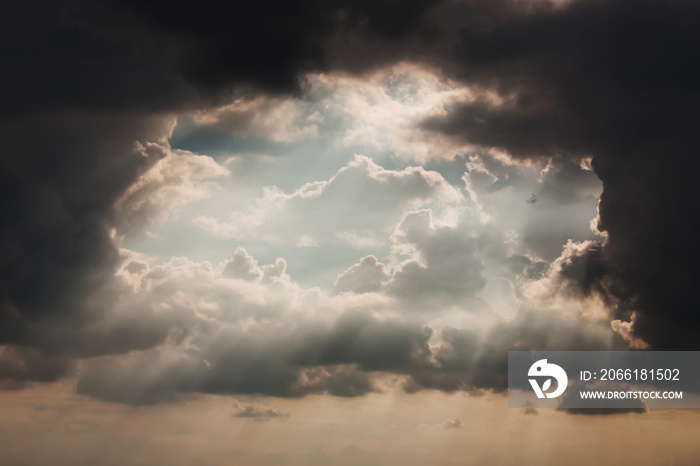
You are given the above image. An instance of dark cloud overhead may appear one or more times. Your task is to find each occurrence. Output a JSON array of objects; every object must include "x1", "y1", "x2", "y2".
[
  {"x1": 74, "y1": 309, "x2": 424, "y2": 404},
  {"x1": 423, "y1": 0, "x2": 700, "y2": 349},
  {"x1": 0, "y1": 345, "x2": 75, "y2": 389},
  {"x1": 0, "y1": 113, "x2": 174, "y2": 350},
  {"x1": 1, "y1": 0, "x2": 445, "y2": 115}
]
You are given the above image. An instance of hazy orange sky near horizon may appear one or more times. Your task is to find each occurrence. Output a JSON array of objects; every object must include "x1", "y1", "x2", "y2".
[{"x1": 2, "y1": 382, "x2": 700, "y2": 466}]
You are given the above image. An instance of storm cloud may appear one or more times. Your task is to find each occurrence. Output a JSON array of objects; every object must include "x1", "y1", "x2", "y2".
[{"x1": 422, "y1": 0, "x2": 700, "y2": 349}]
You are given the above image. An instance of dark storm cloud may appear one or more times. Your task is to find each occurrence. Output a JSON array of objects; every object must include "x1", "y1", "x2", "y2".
[
  {"x1": 0, "y1": 113, "x2": 174, "y2": 350},
  {"x1": 423, "y1": 0, "x2": 700, "y2": 349},
  {"x1": 73, "y1": 295, "x2": 618, "y2": 405},
  {"x1": 1, "y1": 0, "x2": 444, "y2": 115},
  {"x1": 295, "y1": 312, "x2": 433, "y2": 372},
  {"x1": 75, "y1": 311, "x2": 429, "y2": 404},
  {"x1": 0, "y1": 346, "x2": 75, "y2": 389}
]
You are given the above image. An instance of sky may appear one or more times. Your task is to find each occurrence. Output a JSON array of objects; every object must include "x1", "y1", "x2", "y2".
[{"x1": 1, "y1": 0, "x2": 700, "y2": 465}]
